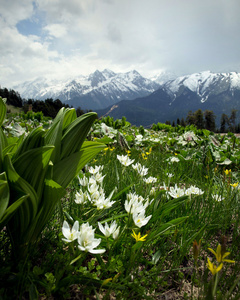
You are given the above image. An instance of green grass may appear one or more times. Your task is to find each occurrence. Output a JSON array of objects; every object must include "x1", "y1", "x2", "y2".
[{"x1": 6, "y1": 104, "x2": 23, "y2": 114}]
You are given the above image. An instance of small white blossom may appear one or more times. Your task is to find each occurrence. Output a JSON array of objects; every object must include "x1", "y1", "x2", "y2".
[
  {"x1": 143, "y1": 176, "x2": 157, "y2": 184},
  {"x1": 92, "y1": 172, "x2": 106, "y2": 184},
  {"x1": 168, "y1": 157, "x2": 180, "y2": 163},
  {"x1": 78, "y1": 223, "x2": 105, "y2": 254},
  {"x1": 74, "y1": 190, "x2": 89, "y2": 204},
  {"x1": 88, "y1": 165, "x2": 104, "y2": 174},
  {"x1": 132, "y1": 163, "x2": 149, "y2": 177},
  {"x1": 185, "y1": 185, "x2": 204, "y2": 196},
  {"x1": 168, "y1": 184, "x2": 186, "y2": 198},
  {"x1": 117, "y1": 154, "x2": 135, "y2": 166},
  {"x1": 132, "y1": 211, "x2": 152, "y2": 228},
  {"x1": 124, "y1": 192, "x2": 149, "y2": 214},
  {"x1": 78, "y1": 175, "x2": 88, "y2": 186},
  {"x1": 98, "y1": 220, "x2": 120, "y2": 239},
  {"x1": 212, "y1": 194, "x2": 224, "y2": 202},
  {"x1": 62, "y1": 220, "x2": 79, "y2": 243}
]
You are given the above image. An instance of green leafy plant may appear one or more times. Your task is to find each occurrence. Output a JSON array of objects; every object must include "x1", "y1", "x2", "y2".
[{"x1": 0, "y1": 96, "x2": 105, "y2": 259}]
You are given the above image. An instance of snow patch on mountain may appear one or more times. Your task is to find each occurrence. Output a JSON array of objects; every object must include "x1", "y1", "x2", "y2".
[
  {"x1": 14, "y1": 69, "x2": 159, "y2": 105},
  {"x1": 163, "y1": 71, "x2": 240, "y2": 103}
]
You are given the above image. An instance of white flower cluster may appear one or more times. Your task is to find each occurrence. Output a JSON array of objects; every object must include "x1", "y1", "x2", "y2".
[
  {"x1": 124, "y1": 192, "x2": 152, "y2": 228},
  {"x1": 75, "y1": 165, "x2": 115, "y2": 210},
  {"x1": 117, "y1": 154, "x2": 157, "y2": 186},
  {"x1": 177, "y1": 131, "x2": 199, "y2": 146},
  {"x1": 132, "y1": 162, "x2": 148, "y2": 177},
  {"x1": 167, "y1": 156, "x2": 180, "y2": 163},
  {"x1": 62, "y1": 221, "x2": 106, "y2": 254},
  {"x1": 167, "y1": 184, "x2": 204, "y2": 198},
  {"x1": 117, "y1": 154, "x2": 135, "y2": 166}
]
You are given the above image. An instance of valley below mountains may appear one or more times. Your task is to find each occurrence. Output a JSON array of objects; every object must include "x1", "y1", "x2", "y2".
[{"x1": 14, "y1": 69, "x2": 240, "y2": 127}]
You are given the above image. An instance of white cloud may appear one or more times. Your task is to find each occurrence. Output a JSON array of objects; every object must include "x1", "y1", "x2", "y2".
[
  {"x1": 44, "y1": 23, "x2": 67, "y2": 38},
  {"x1": 1, "y1": 0, "x2": 240, "y2": 87}
]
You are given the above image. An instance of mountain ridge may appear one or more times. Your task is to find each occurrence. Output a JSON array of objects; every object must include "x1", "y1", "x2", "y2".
[
  {"x1": 13, "y1": 69, "x2": 160, "y2": 110},
  {"x1": 96, "y1": 71, "x2": 240, "y2": 127}
]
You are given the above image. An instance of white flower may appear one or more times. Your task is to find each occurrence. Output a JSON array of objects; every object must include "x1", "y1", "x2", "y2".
[
  {"x1": 185, "y1": 185, "x2": 204, "y2": 196},
  {"x1": 132, "y1": 162, "x2": 142, "y2": 171},
  {"x1": 92, "y1": 172, "x2": 106, "y2": 184},
  {"x1": 132, "y1": 211, "x2": 152, "y2": 228},
  {"x1": 88, "y1": 165, "x2": 104, "y2": 174},
  {"x1": 98, "y1": 220, "x2": 120, "y2": 239},
  {"x1": 62, "y1": 220, "x2": 79, "y2": 243},
  {"x1": 212, "y1": 194, "x2": 224, "y2": 202},
  {"x1": 78, "y1": 222, "x2": 105, "y2": 254},
  {"x1": 150, "y1": 187, "x2": 156, "y2": 195},
  {"x1": 74, "y1": 190, "x2": 89, "y2": 204},
  {"x1": 167, "y1": 173, "x2": 174, "y2": 178},
  {"x1": 117, "y1": 154, "x2": 135, "y2": 166},
  {"x1": 124, "y1": 192, "x2": 149, "y2": 214},
  {"x1": 88, "y1": 190, "x2": 101, "y2": 203},
  {"x1": 93, "y1": 190, "x2": 115, "y2": 210},
  {"x1": 88, "y1": 182, "x2": 99, "y2": 195},
  {"x1": 132, "y1": 163, "x2": 148, "y2": 177},
  {"x1": 78, "y1": 175, "x2": 88, "y2": 186},
  {"x1": 143, "y1": 176, "x2": 157, "y2": 184},
  {"x1": 169, "y1": 157, "x2": 180, "y2": 163},
  {"x1": 168, "y1": 184, "x2": 186, "y2": 198}
]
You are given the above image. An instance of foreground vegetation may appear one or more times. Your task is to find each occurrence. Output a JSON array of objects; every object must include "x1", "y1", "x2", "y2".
[{"x1": 0, "y1": 97, "x2": 239, "y2": 299}]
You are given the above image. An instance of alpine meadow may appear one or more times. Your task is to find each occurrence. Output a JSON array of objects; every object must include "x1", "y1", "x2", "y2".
[{"x1": 0, "y1": 95, "x2": 239, "y2": 299}]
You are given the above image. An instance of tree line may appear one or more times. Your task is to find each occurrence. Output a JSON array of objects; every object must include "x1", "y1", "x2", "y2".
[
  {"x1": 166, "y1": 109, "x2": 239, "y2": 133},
  {"x1": 0, "y1": 87, "x2": 88, "y2": 118}
]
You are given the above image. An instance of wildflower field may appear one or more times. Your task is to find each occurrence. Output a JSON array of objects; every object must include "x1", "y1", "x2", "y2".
[{"x1": 0, "y1": 97, "x2": 239, "y2": 299}]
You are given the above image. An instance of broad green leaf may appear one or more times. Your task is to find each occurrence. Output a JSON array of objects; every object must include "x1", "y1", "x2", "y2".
[
  {"x1": 4, "y1": 155, "x2": 38, "y2": 238},
  {"x1": 0, "y1": 195, "x2": 28, "y2": 230},
  {"x1": 0, "y1": 96, "x2": 6, "y2": 127},
  {"x1": 44, "y1": 115, "x2": 64, "y2": 164},
  {"x1": 30, "y1": 179, "x2": 66, "y2": 242},
  {"x1": 13, "y1": 146, "x2": 54, "y2": 198},
  {"x1": 0, "y1": 128, "x2": 8, "y2": 170},
  {"x1": 13, "y1": 127, "x2": 45, "y2": 160},
  {"x1": 60, "y1": 112, "x2": 97, "y2": 160},
  {"x1": 53, "y1": 141, "x2": 105, "y2": 188},
  {"x1": 0, "y1": 173, "x2": 9, "y2": 220},
  {"x1": 62, "y1": 108, "x2": 77, "y2": 130}
]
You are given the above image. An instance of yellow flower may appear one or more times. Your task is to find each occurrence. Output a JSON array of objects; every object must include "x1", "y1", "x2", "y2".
[
  {"x1": 102, "y1": 278, "x2": 112, "y2": 285},
  {"x1": 104, "y1": 147, "x2": 109, "y2": 151},
  {"x1": 131, "y1": 230, "x2": 148, "y2": 242},
  {"x1": 224, "y1": 169, "x2": 231, "y2": 175},
  {"x1": 230, "y1": 182, "x2": 239, "y2": 188},
  {"x1": 110, "y1": 147, "x2": 115, "y2": 151},
  {"x1": 126, "y1": 150, "x2": 131, "y2": 156},
  {"x1": 207, "y1": 258, "x2": 223, "y2": 275},
  {"x1": 208, "y1": 244, "x2": 235, "y2": 264},
  {"x1": 174, "y1": 153, "x2": 178, "y2": 156}
]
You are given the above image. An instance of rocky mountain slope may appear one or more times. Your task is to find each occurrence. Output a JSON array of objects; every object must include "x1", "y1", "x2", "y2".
[
  {"x1": 97, "y1": 71, "x2": 240, "y2": 127},
  {"x1": 14, "y1": 69, "x2": 159, "y2": 110}
]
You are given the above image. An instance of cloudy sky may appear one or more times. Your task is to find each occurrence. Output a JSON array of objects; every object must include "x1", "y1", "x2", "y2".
[{"x1": 1, "y1": 0, "x2": 240, "y2": 88}]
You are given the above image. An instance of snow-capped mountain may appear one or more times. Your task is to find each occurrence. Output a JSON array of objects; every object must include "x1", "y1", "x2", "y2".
[
  {"x1": 162, "y1": 71, "x2": 240, "y2": 103},
  {"x1": 14, "y1": 69, "x2": 160, "y2": 110},
  {"x1": 97, "y1": 71, "x2": 240, "y2": 127},
  {"x1": 151, "y1": 71, "x2": 178, "y2": 85}
]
